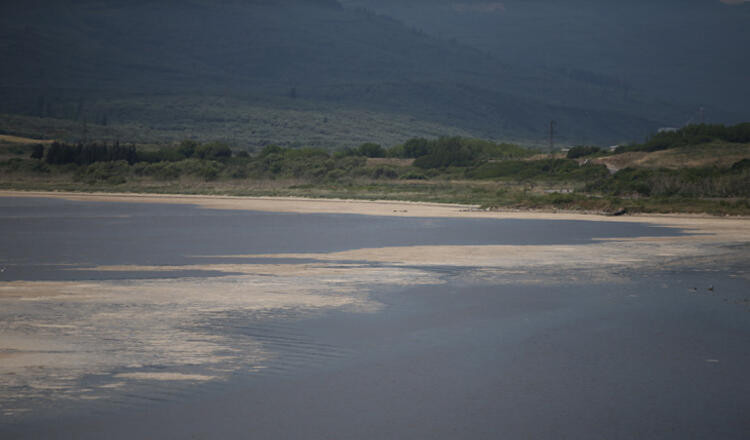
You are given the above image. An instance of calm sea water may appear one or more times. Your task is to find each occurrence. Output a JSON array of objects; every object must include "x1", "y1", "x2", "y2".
[
  {"x1": 1, "y1": 197, "x2": 748, "y2": 439},
  {"x1": 0, "y1": 196, "x2": 679, "y2": 280}
]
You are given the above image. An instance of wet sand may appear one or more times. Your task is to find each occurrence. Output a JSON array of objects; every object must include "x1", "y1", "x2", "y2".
[
  {"x1": 1, "y1": 191, "x2": 749, "y2": 439},
  {"x1": 1, "y1": 188, "x2": 747, "y2": 224}
]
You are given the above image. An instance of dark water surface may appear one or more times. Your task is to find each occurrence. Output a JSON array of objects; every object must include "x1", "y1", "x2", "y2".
[
  {"x1": 1, "y1": 197, "x2": 748, "y2": 439},
  {"x1": 0, "y1": 197, "x2": 680, "y2": 280}
]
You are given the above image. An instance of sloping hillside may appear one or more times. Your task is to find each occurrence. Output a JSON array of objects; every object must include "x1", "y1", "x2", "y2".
[
  {"x1": 0, "y1": 0, "x2": 692, "y2": 146},
  {"x1": 343, "y1": 0, "x2": 750, "y2": 125},
  {"x1": 593, "y1": 142, "x2": 750, "y2": 173}
]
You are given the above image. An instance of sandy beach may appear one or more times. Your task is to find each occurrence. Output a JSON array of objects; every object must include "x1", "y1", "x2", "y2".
[{"x1": 1, "y1": 189, "x2": 748, "y2": 232}]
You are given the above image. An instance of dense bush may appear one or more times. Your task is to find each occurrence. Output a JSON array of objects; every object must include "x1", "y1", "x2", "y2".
[
  {"x1": 24, "y1": 137, "x2": 538, "y2": 183},
  {"x1": 259, "y1": 145, "x2": 284, "y2": 157},
  {"x1": 45, "y1": 142, "x2": 137, "y2": 165},
  {"x1": 30, "y1": 144, "x2": 45, "y2": 159},
  {"x1": 74, "y1": 161, "x2": 130, "y2": 184},
  {"x1": 586, "y1": 164, "x2": 750, "y2": 198},
  {"x1": 195, "y1": 142, "x2": 232, "y2": 160},
  {"x1": 370, "y1": 165, "x2": 398, "y2": 179},
  {"x1": 333, "y1": 143, "x2": 386, "y2": 158},
  {"x1": 413, "y1": 137, "x2": 475, "y2": 169},
  {"x1": 616, "y1": 123, "x2": 750, "y2": 154},
  {"x1": 399, "y1": 170, "x2": 427, "y2": 180},
  {"x1": 1, "y1": 157, "x2": 50, "y2": 173},
  {"x1": 468, "y1": 159, "x2": 609, "y2": 181},
  {"x1": 136, "y1": 147, "x2": 184, "y2": 163},
  {"x1": 398, "y1": 138, "x2": 431, "y2": 158},
  {"x1": 133, "y1": 161, "x2": 182, "y2": 180},
  {"x1": 357, "y1": 143, "x2": 386, "y2": 158},
  {"x1": 177, "y1": 140, "x2": 199, "y2": 158},
  {"x1": 731, "y1": 158, "x2": 750, "y2": 172},
  {"x1": 567, "y1": 146, "x2": 601, "y2": 159},
  {"x1": 391, "y1": 137, "x2": 531, "y2": 163}
]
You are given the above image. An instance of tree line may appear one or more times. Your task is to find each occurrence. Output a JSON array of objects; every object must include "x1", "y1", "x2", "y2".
[
  {"x1": 335, "y1": 137, "x2": 532, "y2": 168},
  {"x1": 34, "y1": 140, "x2": 232, "y2": 166},
  {"x1": 41, "y1": 142, "x2": 137, "y2": 165}
]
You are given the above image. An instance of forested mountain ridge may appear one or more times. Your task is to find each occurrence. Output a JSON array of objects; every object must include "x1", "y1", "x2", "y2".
[
  {"x1": 0, "y1": 0, "x2": 719, "y2": 147},
  {"x1": 342, "y1": 0, "x2": 750, "y2": 124}
]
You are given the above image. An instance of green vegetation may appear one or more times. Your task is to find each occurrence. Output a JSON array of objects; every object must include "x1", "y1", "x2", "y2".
[
  {"x1": 615, "y1": 123, "x2": 750, "y2": 154},
  {"x1": 0, "y1": 99, "x2": 478, "y2": 150},
  {"x1": 0, "y1": 0, "x2": 699, "y2": 147},
  {"x1": 586, "y1": 166, "x2": 750, "y2": 198},
  {"x1": 1, "y1": 124, "x2": 749, "y2": 216},
  {"x1": 469, "y1": 159, "x2": 608, "y2": 182},
  {"x1": 566, "y1": 146, "x2": 602, "y2": 159}
]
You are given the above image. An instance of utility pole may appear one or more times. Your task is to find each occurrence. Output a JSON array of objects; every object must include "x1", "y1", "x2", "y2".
[
  {"x1": 82, "y1": 119, "x2": 88, "y2": 145},
  {"x1": 549, "y1": 120, "x2": 557, "y2": 150}
]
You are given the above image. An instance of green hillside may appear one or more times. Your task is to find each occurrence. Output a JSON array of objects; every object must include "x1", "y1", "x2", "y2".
[
  {"x1": 0, "y1": 0, "x2": 691, "y2": 148},
  {"x1": 343, "y1": 0, "x2": 750, "y2": 124}
]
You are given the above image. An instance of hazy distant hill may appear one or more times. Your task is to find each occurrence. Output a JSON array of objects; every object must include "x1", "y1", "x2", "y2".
[
  {"x1": 342, "y1": 0, "x2": 750, "y2": 124},
  {"x1": 0, "y1": 0, "x2": 724, "y2": 147}
]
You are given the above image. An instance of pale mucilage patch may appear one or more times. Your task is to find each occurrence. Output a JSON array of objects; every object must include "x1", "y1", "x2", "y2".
[
  {"x1": 3, "y1": 235, "x2": 735, "y2": 406},
  {"x1": 0, "y1": 263, "x2": 443, "y2": 410},
  {"x1": 114, "y1": 373, "x2": 219, "y2": 382},
  {"x1": 1, "y1": 227, "x2": 742, "y2": 407},
  {"x1": 1, "y1": 191, "x2": 749, "y2": 417}
]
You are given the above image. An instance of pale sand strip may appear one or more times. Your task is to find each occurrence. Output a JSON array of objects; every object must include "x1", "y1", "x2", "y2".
[
  {"x1": 0, "y1": 135, "x2": 54, "y2": 145},
  {"x1": 1, "y1": 190, "x2": 749, "y2": 236}
]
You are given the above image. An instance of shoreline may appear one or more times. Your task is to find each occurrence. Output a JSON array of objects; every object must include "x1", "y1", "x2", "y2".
[{"x1": 2, "y1": 189, "x2": 748, "y2": 226}]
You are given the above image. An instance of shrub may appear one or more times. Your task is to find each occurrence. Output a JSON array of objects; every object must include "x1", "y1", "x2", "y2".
[
  {"x1": 178, "y1": 140, "x2": 198, "y2": 158},
  {"x1": 1, "y1": 158, "x2": 24, "y2": 171},
  {"x1": 567, "y1": 146, "x2": 601, "y2": 159},
  {"x1": 227, "y1": 164, "x2": 249, "y2": 179},
  {"x1": 615, "y1": 122, "x2": 750, "y2": 154},
  {"x1": 73, "y1": 161, "x2": 129, "y2": 184},
  {"x1": 45, "y1": 141, "x2": 137, "y2": 165},
  {"x1": 182, "y1": 159, "x2": 220, "y2": 181},
  {"x1": 400, "y1": 138, "x2": 431, "y2": 158},
  {"x1": 333, "y1": 147, "x2": 358, "y2": 158},
  {"x1": 325, "y1": 169, "x2": 346, "y2": 182},
  {"x1": 134, "y1": 162, "x2": 182, "y2": 180},
  {"x1": 357, "y1": 143, "x2": 386, "y2": 158},
  {"x1": 30, "y1": 144, "x2": 45, "y2": 159},
  {"x1": 585, "y1": 165, "x2": 750, "y2": 198},
  {"x1": 334, "y1": 156, "x2": 366, "y2": 170},
  {"x1": 28, "y1": 160, "x2": 50, "y2": 173},
  {"x1": 400, "y1": 170, "x2": 428, "y2": 180},
  {"x1": 259, "y1": 145, "x2": 284, "y2": 157},
  {"x1": 731, "y1": 158, "x2": 750, "y2": 172},
  {"x1": 370, "y1": 165, "x2": 398, "y2": 179},
  {"x1": 413, "y1": 137, "x2": 474, "y2": 169},
  {"x1": 195, "y1": 142, "x2": 232, "y2": 160},
  {"x1": 469, "y1": 159, "x2": 607, "y2": 181}
]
